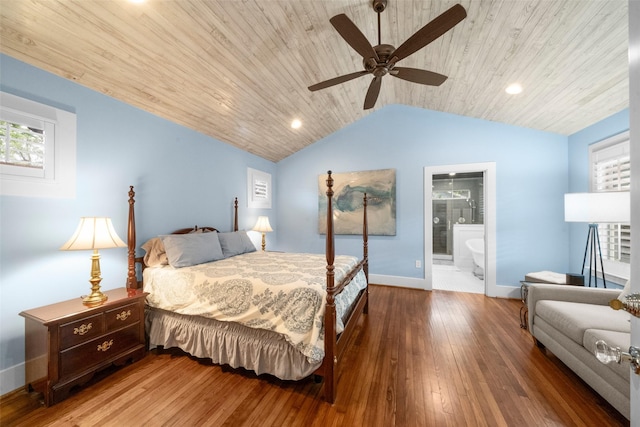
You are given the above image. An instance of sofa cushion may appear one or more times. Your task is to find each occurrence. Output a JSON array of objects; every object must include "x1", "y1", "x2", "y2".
[
  {"x1": 583, "y1": 329, "x2": 631, "y2": 381},
  {"x1": 535, "y1": 300, "x2": 631, "y2": 345}
]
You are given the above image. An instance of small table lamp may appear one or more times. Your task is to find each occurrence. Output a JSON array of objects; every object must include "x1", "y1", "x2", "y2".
[
  {"x1": 60, "y1": 217, "x2": 127, "y2": 307},
  {"x1": 252, "y1": 216, "x2": 273, "y2": 251}
]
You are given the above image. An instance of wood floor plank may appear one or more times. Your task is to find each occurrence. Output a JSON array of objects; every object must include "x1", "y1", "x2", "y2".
[{"x1": 0, "y1": 285, "x2": 629, "y2": 427}]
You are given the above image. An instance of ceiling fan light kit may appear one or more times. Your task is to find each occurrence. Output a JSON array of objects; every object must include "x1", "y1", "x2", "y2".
[{"x1": 308, "y1": 1, "x2": 467, "y2": 110}]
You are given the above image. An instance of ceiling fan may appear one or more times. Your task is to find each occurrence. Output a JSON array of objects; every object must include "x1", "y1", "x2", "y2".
[{"x1": 308, "y1": 0, "x2": 467, "y2": 110}]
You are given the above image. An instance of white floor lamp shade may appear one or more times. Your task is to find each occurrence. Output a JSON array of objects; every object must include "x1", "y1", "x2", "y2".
[{"x1": 564, "y1": 192, "x2": 630, "y2": 287}]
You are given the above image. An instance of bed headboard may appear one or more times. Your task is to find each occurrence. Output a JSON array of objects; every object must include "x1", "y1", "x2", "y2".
[
  {"x1": 171, "y1": 226, "x2": 218, "y2": 234},
  {"x1": 125, "y1": 188, "x2": 238, "y2": 289},
  {"x1": 125, "y1": 175, "x2": 368, "y2": 292}
]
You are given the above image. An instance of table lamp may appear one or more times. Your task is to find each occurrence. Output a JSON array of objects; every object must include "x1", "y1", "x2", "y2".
[
  {"x1": 252, "y1": 216, "x2": 273, "y2": 251},
  {"x1": 60, "y1": 217, "x2": 127, "y2": 306}
]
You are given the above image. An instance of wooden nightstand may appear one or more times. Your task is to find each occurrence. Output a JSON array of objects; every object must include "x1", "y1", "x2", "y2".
[{"x1": 19, "y1": 288, "x2": 147, "y2": 406}]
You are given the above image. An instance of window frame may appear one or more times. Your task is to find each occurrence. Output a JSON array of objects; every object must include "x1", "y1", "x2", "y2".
[
  {"x1": 0, "y1": 91, "x2": 76, "y2": 198},
  {"x1": 588, "y1": 130, "x2": 631, "y2": 282}
]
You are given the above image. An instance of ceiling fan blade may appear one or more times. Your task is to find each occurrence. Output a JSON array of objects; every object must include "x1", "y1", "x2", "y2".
[
  {"x1": 391, "y1": 67, "x2": 448, "y2": 86},
  {"x1": 330, "y1": 14, "x2": 379, "y2": 61},
  {"x1": 391, "y1": 4, "x2": 466, "y2": 63},
  {"x1": 364, "y1": 76, "x2": 382, "y2": 110},
  {"x1": 308, "y1": 70, "x2": 370, "y2": 91}
]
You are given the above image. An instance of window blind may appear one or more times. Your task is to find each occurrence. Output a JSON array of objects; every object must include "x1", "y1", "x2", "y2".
[{"x1": 590, "y1": 132, "x2": 631, "y2": 264}]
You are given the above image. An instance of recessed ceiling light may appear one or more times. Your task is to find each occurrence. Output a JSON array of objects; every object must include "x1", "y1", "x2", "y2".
[
  {"x1": 505, "y1": 83, "x2": 523, "y2": 95},
  {"x1": 129, "y1": 0, "x2": 145, "y2": 3},
  {"x1": 291, "y1": 119, "x2": 302, "y2": 129}
]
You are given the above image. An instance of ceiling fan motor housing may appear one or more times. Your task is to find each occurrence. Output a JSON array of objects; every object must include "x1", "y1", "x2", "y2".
[
  {"x1": 372, "y1": 0, "x2": 387, "y2": 13},
  {"x1": 364, "y1": 44, "x2": 396, "y2": 75}
]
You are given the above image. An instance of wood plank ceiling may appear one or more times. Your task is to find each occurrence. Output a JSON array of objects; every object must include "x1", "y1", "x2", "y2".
[{"x1": 0, "y1": 1, "x2": 629, "y2": 162}]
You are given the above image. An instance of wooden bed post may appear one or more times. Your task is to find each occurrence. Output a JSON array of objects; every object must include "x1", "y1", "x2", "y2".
[
  {"x1": 363, "y1": 193, "x2": 369, "y2": 314},
  {"x1": 324, "y1": 171, "x2": 337, "y2": 403},
  {"x1": 126, "y1": 186, "x2": 137, "y2": 289},
  {"x1": 234, "y1": 197, "x2": 239, "y2": 232}
]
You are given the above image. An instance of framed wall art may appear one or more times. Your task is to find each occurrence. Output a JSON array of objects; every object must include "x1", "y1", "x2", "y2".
[{"x1": 318, "y1": 168, "x2": 396, "y2": 235}]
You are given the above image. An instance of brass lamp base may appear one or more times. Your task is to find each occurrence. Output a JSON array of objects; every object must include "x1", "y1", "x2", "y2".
[
  {"x1": 83, "y1": 290, "x2": 108, "y2": 307},
  {"x1": 82, "y1": 249, "x2": 109, "y2": 307}
]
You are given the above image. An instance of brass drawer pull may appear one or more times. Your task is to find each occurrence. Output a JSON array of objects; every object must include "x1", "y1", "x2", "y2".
[
  {"x1": 116, "y1": 310, "x2": 132, "y2": 321},
  {"x1": 73, "y1": 323, "x2": 93, "y2": 335},
  {"x1": 97, "y1": 340, "x2": 114, "y2": 352}
]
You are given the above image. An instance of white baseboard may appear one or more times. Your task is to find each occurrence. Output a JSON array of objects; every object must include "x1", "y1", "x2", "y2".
[
  {"x1": 0, "y1": 362, "x2": 24, "y2": 396},
  {"x1": 369, "y1": 273, "x2": 521, "y2": 299},
  {"x1": 369, "y1": 274, "x2": 427, "y2": 290},
  {"x1": 493, "y1": 284, "x2": 521, "y2": 299}
]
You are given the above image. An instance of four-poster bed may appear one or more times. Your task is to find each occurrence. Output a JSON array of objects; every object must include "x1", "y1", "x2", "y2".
[{"x1": 125, "y1": 171, "x2": 369, "y2": 402}]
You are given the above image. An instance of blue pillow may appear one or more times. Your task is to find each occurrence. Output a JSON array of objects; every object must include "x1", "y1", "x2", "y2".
[
  {"x1": 160, "y1": 232, "x2": 224, "y2": 268},
  {"x1": 218, "y1": 231, "x2": 257, "y2": 257}
]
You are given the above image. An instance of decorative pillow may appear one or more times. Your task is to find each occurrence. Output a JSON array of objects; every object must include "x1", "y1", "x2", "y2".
[
  {"x1": 617, "y1": 280, "x2": 632, "y2": 302},
  {"x1": 218, "y1": 231, "x2": 257, "y2": 258},
  {"x1": 141, "y1": 237, "x2": 169, "y2": 267},
  {"x1": 160, "y1": 232, "x2": 224, "y2": 268}
]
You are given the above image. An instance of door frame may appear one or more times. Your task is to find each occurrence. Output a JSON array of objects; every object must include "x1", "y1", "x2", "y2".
[{"x1": 424, "y1": 162, "x2": 497, "y2": 296}]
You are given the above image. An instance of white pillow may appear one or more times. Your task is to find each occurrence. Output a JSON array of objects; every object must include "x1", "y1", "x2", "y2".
[
  {"x1": 141, "y1": 237, "x2": 168, "y2": 267},
  {"x1": 160, "y1": 232, "x2": 224, "y2": 268}
]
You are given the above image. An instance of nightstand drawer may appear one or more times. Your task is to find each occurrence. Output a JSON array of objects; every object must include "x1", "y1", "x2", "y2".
[
  {"x1": 59, "y1": 314, "x2": 105, "y2": 349},
  {"x1": 59, "y1": 323, "x2": 141, "y2": 378},
  {"x1": 105, "y1": 303, "x2": 139, "y2": 331}
]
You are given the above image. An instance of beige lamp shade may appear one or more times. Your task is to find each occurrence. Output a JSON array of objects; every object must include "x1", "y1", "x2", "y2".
[
  {"x1": 252, "y1": 216, "x2": 273, "y2": 233},
  {"x1": 60, "y1": 217, "x2": 126, "y2": 250},
  {"x1": 253, "y1": 216, "x2": 273, "y2": 251},
  {"x1": 564, "y1": 192, "x2": 630, "y2": 223},
  {"x1": 60, "y1": 217, "x2": 126, "y2": 307}
]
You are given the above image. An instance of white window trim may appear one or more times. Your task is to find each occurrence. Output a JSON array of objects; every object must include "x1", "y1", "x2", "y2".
[
  {"x1": 0, "y1": 91, "x2": 76, "y2": 198},
  {"x1": 589, "y1": 130, "x2": 630, "y2": 283}
]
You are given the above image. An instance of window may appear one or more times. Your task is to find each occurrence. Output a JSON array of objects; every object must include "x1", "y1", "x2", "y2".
[
  {"x1": 247, "y1": 167, "x2": 271, "y2": 209},
  {"x1": 0, "y1": 91, "x2": 76, "y2": 198},
  {"x1": 589, "y1": 131, "x2": 630, "y2": 279}
]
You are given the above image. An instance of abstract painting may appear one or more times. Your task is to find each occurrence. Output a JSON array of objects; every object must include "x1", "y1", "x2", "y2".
[{"x1": 318, "y1": 169, "x2": 396, "y2": 235}]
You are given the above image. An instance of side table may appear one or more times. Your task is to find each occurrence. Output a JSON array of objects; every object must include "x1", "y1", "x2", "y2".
[
  {"x1": 19, "y1": 287, "x2": 148, "y2": 406},
  {"x1": 520, "y1": 281, "x2": 532, "y2": 329}
]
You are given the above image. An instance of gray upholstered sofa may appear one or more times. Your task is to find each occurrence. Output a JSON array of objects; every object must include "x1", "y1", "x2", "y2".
[{"x1": 527, "y1": 283, "x2": 631, "y2": 420}]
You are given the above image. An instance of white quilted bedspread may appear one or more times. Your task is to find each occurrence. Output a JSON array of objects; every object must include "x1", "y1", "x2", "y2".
[{"x1": 143, "y1": 251, "x2": 367, "y2": 363}]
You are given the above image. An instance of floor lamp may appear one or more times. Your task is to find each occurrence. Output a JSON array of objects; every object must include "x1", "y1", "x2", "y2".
[{"x1": 564, "y1": 192, "x2": 630, "y2": 288}]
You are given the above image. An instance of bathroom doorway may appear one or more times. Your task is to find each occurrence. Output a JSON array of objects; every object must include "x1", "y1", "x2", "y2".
[
  {"x1": 432, "y1": 172, "x2": 484, "y2": 261},
  {"x1": 424, "y1": 163, "x2": 496, "y2": 296}
]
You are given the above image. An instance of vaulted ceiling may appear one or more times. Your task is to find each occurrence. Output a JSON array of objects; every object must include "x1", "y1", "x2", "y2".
[{"x1": 0, "y1": 1, "x2": 629, "y2": 162}]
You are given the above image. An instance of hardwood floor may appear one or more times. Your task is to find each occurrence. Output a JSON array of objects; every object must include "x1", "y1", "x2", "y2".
[{"x1": 1, "y1": 285, "x2": 629, "y2": 426}]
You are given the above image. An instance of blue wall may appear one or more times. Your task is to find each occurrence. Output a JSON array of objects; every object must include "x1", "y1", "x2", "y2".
[
  {"x1": 277, "y1": 105, "x2": 570, "y2": 286},
  {"x1": 0, "y1": 55, "x2": 275, "y2": 379}
]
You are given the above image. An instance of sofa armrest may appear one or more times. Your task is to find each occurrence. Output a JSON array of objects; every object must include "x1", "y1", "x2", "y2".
[{"x1": 527, "y1": 284, "x2": 621, "y2": 333}]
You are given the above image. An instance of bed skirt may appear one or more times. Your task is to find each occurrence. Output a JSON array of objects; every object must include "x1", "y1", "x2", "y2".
[{"x1": 145, "y1": 307, "x2": 321, "y2": 380}]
